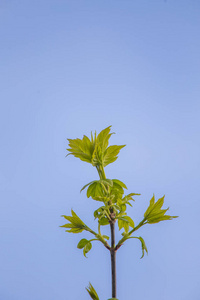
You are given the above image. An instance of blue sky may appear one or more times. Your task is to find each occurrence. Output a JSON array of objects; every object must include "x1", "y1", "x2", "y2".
[{"x1": 0, "y1": 1, "x2": 200, "y2": 299}]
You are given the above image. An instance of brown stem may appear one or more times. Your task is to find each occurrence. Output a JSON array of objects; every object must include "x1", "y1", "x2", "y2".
[
  {"x1": 95, "y1": 164, "x2": 117, "y2": 297},
  {"x1": 110, "y1": 221, "x2": 117, "y2": 298}
]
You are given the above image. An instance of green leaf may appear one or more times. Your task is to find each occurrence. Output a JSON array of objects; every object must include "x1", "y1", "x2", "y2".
[
  {"x1": 71, "y1": 210, "x2": 84, "y2": 224},
  {"x1": 99, "y1": 217, "x2": 110, "y2": 225},
  {"x1": 120, "y1": 204, "x2": 126, "y2": 212},
  {"x1": 96, "y1": 125, "x2": 114, "y2": 153},
  {"x1": 103, "y1": 145, "x2": 126, "y2": 167},
  {"x1": 127, "y1": 193, "x2": 141, "y2": 196},
  {"x1": 86, "y1": 282, "x2": 99, "y2": 300},
  {"x1": 94, "y1": 206, "x2": 110, "y2": 220},
  {"x1": 117, "y1": 216, "x2": 129, "y2": 222},
  {"x1": 147, "y1": 208, "x2": 169, "y2": 222},
  {"x1": 123, "y1": 222, "x2": 129, "y2": 233},
  {"x1": 111, "y1": 180, "x2": 125, "y2": 196},
  {"x1": 144, "y1": 194, "x2": 155, "y2": 218},
  {"x1": 128, "y1": 236, "x2": 148, "y2": 259},
  {"x1": 102, "y1": 179, "x2": 114, "y2": 187},
  {"x1": 65, "y1": 227, "x2": 84, "y2": 233},
  {"x1": 118, "y1": 217, "x2": 129, "y2": 233},
  {"x1": 99, "y1": 179, "x2": 113, "y2": 193},
  {"x1": 91, "y1": 144, "x2": 102, "y2": 166},
  {"x1": 60, "y1": 210, "x2": 86, "y2": 234},
  {"x1": 112, "y1": 179, "x2": 127, "y2": 189},
  {"x1": 148, "y1": 214, "x2": 178, "y2": 224},
  {"x1": 83, "y1": 242, "x2": 92, "y2": 258},
  {"x1": 85, "y1": 179, "x2": 114, "y2": 201},
  {"x1": 77, "y1": 239, "x2": 89, "y2": 249},
  {"x1": 118, "y1": 219, "x2": 123, "y2": 231},
  {"x1": 152, "y1": 195, "x2": 165, "y2": 212},
  {"x1": 144, "y1": 195, "x2": 178, "y2": 224},
  {"x1": 87, "y1": 182, "x2": 103, "y2": 198},
  {"x1": 123, "y1": 216, "x2": 135, "y2": 228},
  {"x1": 137, "y1": 236, "x2": 148, "y2": 259},
  {"x1": 67, "y1": 137, "x2": 93, "y2": 163},
  {"x1": 80, "y1": 180, "x2": 96, "y2": 193},
  {"x1": 126, "y1": 193, "x2": 141, "y2": 201}
]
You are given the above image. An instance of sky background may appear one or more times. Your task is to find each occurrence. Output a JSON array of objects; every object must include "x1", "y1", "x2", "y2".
[{"x1": 0, "y1": 1, "x2": 200, "y2": 300}]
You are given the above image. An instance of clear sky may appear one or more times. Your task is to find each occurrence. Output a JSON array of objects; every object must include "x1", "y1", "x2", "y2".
[{"x1": 0, "y1": 1, "x2": 200, "y2": 300}]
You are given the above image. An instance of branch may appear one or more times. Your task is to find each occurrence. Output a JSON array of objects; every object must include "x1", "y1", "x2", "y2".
[
  {"x1": 115, "y1": 218, "x2": 146, "y2": 251},
  {"x1": 60, "y1": 210, "x2": 110, "y2": 250}
]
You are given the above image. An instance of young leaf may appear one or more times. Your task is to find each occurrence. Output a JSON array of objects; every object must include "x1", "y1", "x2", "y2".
[
  {"x1": 118, "y1": 217, "x2": 129, "y2": 233},
  {"x1": 83, "y1": 241, "x2": 92, "y2": 258},
  {"x1": 118, "y1": 219, "x2": 124, "y2": 231},
  {"x1": 67, "y1": 137, "x2": 93, "y2": 163},
  {"x1": 103, "y1": 145, "x2": 126, "y2": 167},
  {"x1": 144, "y1": 195, "x2": 178, "y2": 224},
  {"x1": 148, "y1": 214, "x2": 178, "y2": 224},
  {"x1": 109, "y1": 181, "x2": 125, "y2": 203},
  {"x1": 99, "y1": 217, "x2": 110, "y2": 225},
  {"x1": 87, "y1": 181, "x2": 104, "y2": 200},
  {"x1": 85, "y1": 179, "x2": 114, "y2": 201},
  {"x1": 127, "y1": 193, "x2": 141, "y2": 196},
  {"x1": 67, "y1": 126, "x2": 126, "y2": 170},
  {"x1": 137, "y1": 236, "x2": 148, "y2": 259},
  {"x1": 77, "y1": 239, "x2": 89, "y2": 249},
  {"x1": 91, "y1": 144, "x2": 102, "y2": 166},
  {"x1": 120, "y1": 204, "x2": 126, "y2": 212},
  {"x1": 86, "y1": 282, "x2": 99, "y2": 300},
  {"x1": 60, "y1": 210, "x2": 86, "y2": 234},
  {"x1": 80, "y1": 180, "x2": 96, "y2": 193},
  {"x1": 144, "y1": 194, "x2": 155, "y2": 218},
  {"x1": 126, "y1": 193, "x2": 141, "y2": 201},
  {"x1": 153, "y1": 195, "x2": 165, "y2": 211},
  {"x1": 112, "y1": 179, "x2": 127, "y2": 190},
  {"x1": 123, "y1": 216, "x2": 135, "y2": 228},
  {"x1": 63, "y1": 227, "x2": 84, "y2": 233},
  {"x1": 96, "y1": 125, "x2": 113, "y2": 153},
  {"x1": 127, "y1": 236, "x2": 148, "y2": 259}
]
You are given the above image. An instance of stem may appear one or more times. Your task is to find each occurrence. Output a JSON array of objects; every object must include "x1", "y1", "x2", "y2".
[
  {"x1": 96, "y1": 165, "x2": 106, "y2": 180},
  {"x1": 96, "y1": 164, "x2": 117, "y2": 297},
  {"x1": 101, "y1": 167, "x2": 106, "y2": 180},
  {"x1": 110, "y1": 221, "x2": 117, "y2": 298},
  {"x1": 86, "y1": 226, "x2": 110, "y2": 250}
]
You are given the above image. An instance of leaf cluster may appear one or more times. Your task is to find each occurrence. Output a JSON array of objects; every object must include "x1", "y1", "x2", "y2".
[
  {"x1": 81, "y1": 177, "x2": 140, "y2": 235},
  {"x1": 86, "y1": 283, "x2": 99, "y2": 300},
  {"x1": 77, "y1": 239, "x2": 93, "y2": 258},
  {"x1": 67, "y1": 126, "x2": 125, "y2": 169},
  {"x1": 60, "y1": 210, "x2": 86, "y2": 233},
  {"x1": 144, "y1": 195, "x2": 178, "y2": 224},
  {"x1": 61, "y1": 210, "x2": 110, "y2": 257}
]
